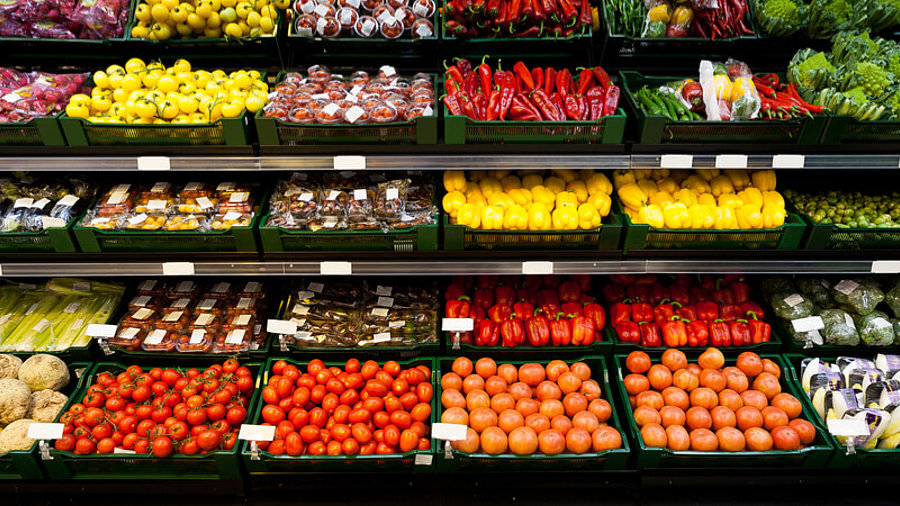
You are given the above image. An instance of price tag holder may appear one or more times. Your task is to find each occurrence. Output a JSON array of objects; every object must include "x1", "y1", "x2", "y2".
[
  {"x1": 238, "y1": 424, "x2": 276, "y2": 442},
  {"x1": 792, "y1": 316, "x2": 825, "y2": 333},
  {"x1": 28, "y1": 423, "x2": 64, "y2": 440},
  {"x1": 828, "y1": 418, "x2": 868, "y2": 437},
  {"x1": 442, "y1": 318, "x2": 474, "y2": 332},
  {"x1": 320, "y1": 261, "x2": 352, "y2": 275},
  {"x1": 872, "y1": 261, "x2": 900, "y2": 273},
  {"x1": 114, "y1": 447, "x2": 136, "y2": 454},
  {"x1": 431, "y1": 423, "x2": 467, "y2": 441},
  {"x1": 715, "y1": 154, "x2": 748, "y2": 169},
  {"x1": 162, "y1": 262, "x2": 194, "y2": 276},
  {"x1": 267, "y1": 319, "x2": 298, "y2": 335},
  {"x1": 772, "y1": 154, "x2": 805, "y2": 168},
  {"x1": 333, "y1": 156, "x2": 366, "y2": 171},
  {"x1": 415, "y1": 454, "x2": 433, "y2": 466},
  {"x1": 522, "y1": 261, "x2": 553, "y2": 275},
  {"x1": 137, "y1": 156, "x2": 171, "y2": 171},
  {"x1": 660, "y1": 154, "x2": 693, "y2": 169},
  {"x1": 86, "y1": 324, "x2": 117, "y2": 338}
]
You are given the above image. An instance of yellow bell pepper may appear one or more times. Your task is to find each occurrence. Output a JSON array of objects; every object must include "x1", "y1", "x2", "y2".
[
  {"x1": 503, "y1": 204, "x2": 528, "y2": 230},
  {"x1": 712, "y1": 75, "x2": 732, "y2": 101},
  {"x1": 552, "y1": 206, "x2": 579, "y2": 230},
  {"x1": 674, "y1": 188, "x2": 697, "y2": 207},
  {"x1": 763, "y1": 190, "x2": 785, "y2": 209},
  {"x1": 647, "y1": 3, "x2": 670, "y2": 23},
  {"x1": 663, "y1": 203, "x2": 691, "y2": 229},
  {"x1": 751, "y1": 170, "x2": 777, "y2": 191},
  {"x1": 577, "y1": 203, "x2": 602, "y2": 230},
  {"x1": 482, "y1": 205, "x2": 505, "y2": 230},
  {"x1": 636, "y1": 205, "x2": 665, "y2": 229},
  {"x1": 697, "y1": 193, "x2": 717, "y2": 207},
  {"x1": 501, "y1": 175, "x2": 522, "y2": 192},
  {"x1": 544, "y1": 176, "x2": 566, "y2": 194},
  {"x1": 725, "y1": 169, "x2": 750, "y2": 191},
  {"x1": 637, "y1": 178, "x2": 659, "y2": 197},
  {"x1": 613, "y1": 169, "x2": 635, "y2": 188},
  {"x1": 442, "y1": 190, "x2": 466, "y2": 217},
  {"x1": 488, "y1": 192, "x2": 515, "y2": 209},
  {"x1": 443, "y1": 170, "x2": 467, "y2": 193},
  {"x1": 671, "y1": 5, "x2": 693, "y2": 25},
  {"x1": 588, "y1": 192, "x2": 611, "y2": 216},
  {"x1": 624, "y1": 206, "x2": 638, "y2": 221},
  {"x1": 528, "y1": 202, "x2": 553, "y2": 230},
  {"x1": 632, "y1": 169, "x2": 653, "y2": 180},
  {"x1": 695, "y1": 168, "x2": 720, "y2": 181},
  {"x1": 731, "y1": 77, "x2": 755, "y2": 103},
  {"x1": 682, "y1": 175, "x2": 712, "y2": 194},
  {"x1": 479, "y1": 177, "x2": 503, "y2": 198},
  {"x1": 566, "y1": 180, "x2": 588, "y2": 203},
  {"x1": 509, "y1": 188, "x2": 533, "y2": 207},
  {"x1": 737, "y1": 204, "x2": 763, "y2": 229},
  {"x1": 710, "y1": 175, "x2": 735, "y2": 196},
  {"x1": 718, "y1": 193, "x2": 744, "y2": 209},
  {"x1": 458, "y1": 203, "x2": 482, "y2": 229},
  {"x1": 737, "y1": 187, "x2": 763, "y2": 207},
  {"x1": 522, "y1": 173, "x2": 543, "y2": 190},
  {"x1": 586, "y1": 173, "x2": 613, "y2": 195},
  {"x1": 649, "y1": 191, "x2": 675, "y2": 207},
  {"x1": 657, "y1": 177, "x2": 679, "y2": 195},
  {"x1": 714, "y1": 206, "x2": 737, "y2": 229},
  {"x1": 494, "y1": 170, "x2": 512, "y2": 180},
  {"x1": 556, "y1": 191, "x2": 578, "y2": 210},
  {"x1": 689, "y1": 204, "x2": 716, "y2": 229},
  {"x1": 671, "y1": 169, "x2": 692, "y2": 182},
  {"x1": 552, "y1": 169, "x2": 578, "y2": 183},
  {"x1": 762, "y1": 205, "x2": 786, "y2": 228},
  {"x1": 617, "y1": 183, "x2": 648, "y2": 210},
  {"x1": 532, "y1": 185, "x2": 556, "y2": 208},
  {"x1": 469, "y1": 170, "x2": 487, "y2": 182},
  {"x1": 578, "y1": 169, "x2": 596, "y2": 180},
  {"x1": 651, "y1": 168, "x2": 671, "y2": 181},
  {"x1": 466, "y1": 188, "x2": 487, "y2": 207}
]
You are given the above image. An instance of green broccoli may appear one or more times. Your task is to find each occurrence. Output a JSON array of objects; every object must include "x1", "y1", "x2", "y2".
[
  {"x1": 807, "y1": 0, "x2": 854, "y2": 39},
  {"x1": 844, "y1": 61, "x2": 893, "y2": 97},
  {"x1": 754, "y1": 0, "x2": 807, "y2": 37}
]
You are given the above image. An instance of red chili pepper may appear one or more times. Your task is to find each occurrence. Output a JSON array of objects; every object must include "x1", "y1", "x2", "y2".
[
  {"x1": 464, "y1": 72, "x2": 479, "y2": 97},
  {"x1": 615, "y1": 321, "x2": 640, "y2": 343},
  {"x1": 570, "y1": 315, "x2": 595, "y2": 345},
  {"x1": 513, "y1": 61, "x2": 535, "y2": 90},
  {"x1": 508, "y1": 0, "x2": 522, "y2": 24},
  {"x1": 472, "y1": 288, "x2": 494, "y2": 309},
  {"x1": 444, "y1": 61, "x2": 465, "y2": 87},
  {"x1": 583, "y1": 302, "x2": 606, "y2": 336},
  {"x1": 686, "y1": 320, "x2": 709, "y2": 347},
  {"x1": 696, "y1": 301, "x2": 719, "y2": 321},
  {"x1": 500, "y1": 318, "x2": 525, "y2": 347},
  {"x1": 443, "y1": 94, "x2": 464, "y2": 117},
  {"x1": 741, "y1": 302, "x2": 765, "y2": 321},
  {"x1": 495, "y1": 285, "x2": 516, "y2": 306},
  {"x1": 549, "y1": 313, "x2": 572, "y2": 346},
  {"x1": 513, "y1": 300, "x2": 535, "y2": 320},
  {"x1": 676, "y1": 305, "x2": 698, "y2": 322},
  {"x1": 477, "y1": 56, "x2": 493, "y2": 95},
  {"x1": 610, "y1": 301, "x2": 631, "y2": 325},
  {"x1": 730, "y1": 319, "x2": 752, "y2": 347},
  {"x1": 548, "y1": 92, "x2": 566, "y2": 120},
  {"x1": 602, "y1": 84, "x2": 620, "y2": 116},
  {"x1": 512, "y1": 24, "x2": 544, "y2": 37},
  {"x1": 544, "y1": 67, "x2": 556, "y2": 95},
  {"x1": 730, "y1": 281, "x2": 751, "y2": 304},
  {"x1": 445, "y1": 20, "x2": 468, "y2": 38},
  {"x1": 531, "y1": 89, "x2": 564, "y2": 121},
  {"x1": 460, "y1": 96, "x2": 478, "y2": 120},
  {"x1": 577, "y1": 94, "x2": 589, "y2": 120},
  {"x1": 561, "y1": 301, "x2": 582, "y2": 317},
  {"x1": 454, "y1": 58, "x2": 473, "y2": 77},
  {"x1": 564, "y1": 94, "x2": 582, "y2": 120},
  {"x1": 532, "y1": 0, "x2": 546, "y2": 22},
  {"x1": 575, "y1": 68, "x2": 594, "y2": 95},
  {"x1": 494, "y1": 0, "x2": 508, "y2": 25},
  {"x1": 654, "y1": 302, "x2": 678, "y2": 326},
  {"x1": 525, "y1": 313, "x2": 551, "y2": 346},
  {"x1": 473, "y1": 93, "x2": 487, "y2": 120},
  {"x1": 485, "y1": 89, "x2": 502, "y2": 121},
  {"x1": 521, "y1": 0, "x2": 534, "y2": 18},
  {"x1": 487, "y1": 0, "x2": 500, "y2": 17},
  {"x1": 631, "y1": 301, "x2": 654, "y2": 323},
  {"x1": 556, "y1": 69, "x2": 572, "y2": 99},
  {"x1": 578, "y1": 0, "x2": 591, "y2": 28},
  {"x1": 488, "y1": 303, "x2": 513, "y2": 323},
  {"x1": 720, "y1": 304, "x2": 743, "y2": 322},
  {"x1": 542, "y1": 0, "x2": 559, "y2": 22},
  {"x1": 557, "y1": 280, "x2": 581, "y2": 303},
  {"x1": 748, "y1": 317, "x2": 771, "y2": 344},
  {"x1": 662, "y1": 316, "x2": 688, "y2": 347},
  {"x1": 557, "y1": 0, "x2": 577, "y2": 23},
  {"x1": 709, "y1": 319, "x2": 731, "y2": 347},
  {"x1": 587, "y1": 86, "x2": 605, "y2": 121},
  {"x1": 592, "y1": 66, "x2": 612, "y2": 88},
  {"x1": 510, "y1": 94, "x2": 541, "y2": 121},
  {"x1": 639, "y1": 321, "x2": 662, "y2": 347}
]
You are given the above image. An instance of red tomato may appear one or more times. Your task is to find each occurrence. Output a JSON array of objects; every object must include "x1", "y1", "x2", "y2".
[
  {"x1": 226, "y1": 406, "x2": 247, "y2": 425},
  {"x1": 261, "y1": 405, "x2": 286, "y2": 424},
  {"x1": 197, "y1": 430, "x2": 221, "y2": 451},
  {"x1": 152, "y1": 436, "x2": 173, "y2": 457},
  {"x1": 416, "y1": 383, "x2": 433, "y2": 403},
  {"x1": 309, "y1": 407, "x2": 327, "y2": 428},
  {"x1": 384, "y1": 424, "x2": 401, "y2": 447},
  {"x1": 399, "y1": 392, "x2": 418, "y2": 411},
  {"x1": 285, "y1": 432, "x2": 304, "y2": 456},
  {"x1": 206, "y1": 403, "x2": 227, "y2": 421}
]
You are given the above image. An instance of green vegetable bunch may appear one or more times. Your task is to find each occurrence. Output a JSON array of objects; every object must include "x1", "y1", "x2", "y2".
[
  {"x1": 807, "y1": 0, "x2": 854, "y2": 39},
  {"x1": 752, "y1": 0, "x2": 808, "y2": 37},
  {"x1": 603, "y1": 0, "x2": 645, "y2": 37}
]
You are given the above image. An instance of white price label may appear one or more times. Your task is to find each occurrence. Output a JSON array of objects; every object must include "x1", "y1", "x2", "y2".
[
  {"x1": 345, "y1": 105, "x2": 365, "y2": 123},
  {"x1": 212, "y1": 282, "x2": 231, "y2": 293},
  {"x1": 162, "y1": 262, "x2": 194, "y2": 276},
  {"x1": 375, "y1": 285, "x2": 392, "y2": 296},
  {"x1": 354, "y1": 189, "x2": 368, "y2": 200},
  {"x1": 522, "y1": 261, "x2": 553, "y2": 275},
  {"x1": 267, "y1": 319, "x2": 298, "y2": 335},
  {"x1": 377, "y1": 296, "x2": 394, "y2": 308},
  {"x1": 372, "y1": 332, "x2": 391, "y2": 343},
  {"x1": 41, "y1": 217, "x2": 66, "y2": 229},
  {"x1": 147, "y1": 199, "x2": 167, "y2": 210},
  {"x1": 137, "y1": 156, "x2": 170, "y2": 171},
  {"x1": 660, "y1": 154, "x2": 693, "y2": 169},
  {"x1": 792, "y1": 316, "x2": 825, "y2": 333},
  {"x1": 320, "y1": 261, "x2": 352, "y2": 275},
  {"x1": 872, "y1": 261, "x2": 900, "y2": 273},
  {"x1": 785, "y1": 293, "x2": 805, "y2": 307},
  {"x1": 190, "y1": 329, "x2": 207, "y2": 344},
  {"x1": 32, "y1": 318, "x2": 51, "y2": 333},
  {"x1": 386, "y1": 188, "x2": 399, "y2": 200},
  {"x1": 223, "y1": 212, "x2": 242, "y2": 222},
  {"x1": 237, "y1": 424, "x2": 276, "y2": 442},
  {"x1": 334, "y1": 155, "x2": 366, "y2": 170},
  {"x1": 27, "y1": 423, "x2": 64, "y2": 440},
  {"x1": 431, "y1": 423, "x2": 467, "y2": 441},
  {"x1": 194, "y1": 314, "x2": 214, "y2": 326},
  {"x1": 229, "y1": 192, "x2": 248, "y2": 203},
  {"x1": 237, "y1": 298, "x2": 254, "y2": 309},
  {"x1": 835, "y1": 279, "x2": 860, "y2": 295},
  {"x1": 415, "y1": 453, "x2": 433, "y2": 466},
  {"x1": 145, "y1": 329, "x2": 167, "y2": 345},
  {"x1": 235, "y1": 314, "x2": 252, "y2": 326},
  {"x1": 86, "y1": 324, "x2": 117, "y2": 338},
  {"x1": 314, "y1": 3, "x2": 330, "y2": 16},
  {"x1": 442, "y1": 318, "x2": 474, "y2": 332},
  {"x1": 196, "y1": 197, "x2": 214, "y2": 209},
  {"x1": 371, "y1": 307, "x2": 389, "y2": 318},
  {"x1": 389, "y1": 321, "x2": 405, "y2": 328},
  {"x1": 172, "y1": 298, "x2": 191, "y2": 309},
  {"x1": 64, "y1": 302, "x2": 81, "y2": 313},
  {"x1": 715, "y1": 154, "x2": 748, "y2": 169},
  {"x1": 118, "y1": 327, "x2": 140, "y2": 341},
  {"x1": 226, "y1": 329, "x2": 247, "y2": 344},
  {"x1": 379, "y1": 65, "x2": 397, "y2": 77},
  {"x1": 308, "y1": 282, "x2": 325, "y2": 293},
  {"x1": 827, "y1": 418, "x2": 869, "y2": 437},
  {"x1": 58, "y1": 195, "x2": 79, "y2": 207},
  {"x1": 32, "y1": 198, "x2": 50, "y2": 209},
  {"x1": 162, "y1": 311, "x2": 183, "y2": 322},
  {"x1": 73, "y1": 282, "x2": 90, "y2": 292},
  {"x1": 772, "y1": 154, "x2": 805, "y2": 168},
  {"x1": 127, "y1": 213, "x2": 148, "y2": 226},
  {"x1": 114, "y1": 447, "x2": 136, "y2": 454},
  {"x1": 132, "y1": 308, "x2": 154, "y2": 320},
  {"x1": 14, "y1": 197, "x2": 33, "y2": 208}
]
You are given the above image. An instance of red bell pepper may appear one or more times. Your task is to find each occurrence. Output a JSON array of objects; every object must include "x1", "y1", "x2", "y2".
[
  {"x1": 676, "y1": 305, "x2": 698, "y2": 322},
  {"x1": 525, "y1": 313, "x2": 551, "y2": 346},
  {"x1": 570, "y1": 275, "x2": 591, "y2": 293},
  {"x1": 748, "y1": 317, "x2": 771, "y2": 344},
  {"x1": 562, "y1": 301, "x2": 583, "y2": 317},
  {"x1": 686, "y1": 320, "x2": 709, "y2": 347},
  {"x1": 610, "y1": 301, "x2": 631, "y2": 325},
  {"x1": 471, "y1": 306, "x2": 486, "y2": 324},
  {"x1": 445, "y1": 297, "x2": 471, "y2": 318},
  {"x1": 615, "y1": 321, "x2": 640, "y2": 343},
  {"x1": 712, "y1": 280, "x2": 736, "y2": 305},
  {"x1": 699, "y1": 275, "x2": 717, "y2": 291},
  {"x1": 501, "y1": 318, "x2": 526, "y2": 347},
  {"x1": 603, "y1": 284, "x2": 627, "y2": 304},
  {"x1": 730, "y1": 281, "x2": 751, "y2": 304},
  {"x1": 451, "y1": 275, "x2": 474, "y2": 291},
  {"x1": 648, "y1": 284, "x2": 670, "y2": 305},
  {"x1": 537, "y1": 288, "x2": 560, "y2": 307},
  {"x1": 740, "y1": 302, "x2": 766, "y2": 321},
  {"x1": 632, "y1": 301, "x2": 654, "y2": 323},
  {"x1": 477, "y1": 276, "x2": 499, "y2": 290},
  {"x1": 579, "y1": 294, "x2": 595, "y2": 305},
  {"x1": 720, "y1": 304, "x2": 743, "y2": 321},
  {"x1": 626, "y1": 285, "x2": 649, "y2": 303},
  {"x1": 542, "y1": 276, "x2": 562, "y2": 288},
  {"x1": 473, "y1": 288, "x2": 494, "y2": 310},
  {"x1": 570, "y1": 315, "x2": 595, "y2": 346},
  {"x1": 513, "y1": 301, "x2": 535, "y2": 320},
  {"x1": 445, "y1": 284, "x2": 466, "y2": 303},
  {"x1": 488, "y1": 304, "x2": 513, "y2": 323},
  {"x1": 696, "y1": 301, "x2": 719, "y2": 321},
  {"x1": 549, "y1": 314, "x2": 572, "y2": 346},
  {"x1": 669, "y1": 285, "x2": 691, "y2": 306},
  {"x1": 516, "y1": 287, "x2": 537, "y2": 306},
  {"x1": 583, "y1": 302, "x2": 606, "y2": 333},
  {"x1": 654, "y1": 301, "x2": 679, "y2": 326},
  {"x1": 662, "y1": 317, "x2": 688, "y2": 347},
  {"x1": 610, "y1": 275, "x2": 635, "y2": 285},
  {"x1": 558, "y1": 281, "x2": 582, "y2": 303},
  {"x1": 730, "y1": 319, "x2": 752, "y2": 347},
  {"x1": 639, "y1": 322, "x2": 662, "y2": 347},
  {"x1": 690, "y1": 286, "x2": 711, "y2": 303},
  {"x1": 495, "y1": 285, "x2": 516, "y2": 306},
  {"x1": 475, "y1": 319, "x2": 499, "y2": 346},
  {"x1": 709, "y1": 320, "x2": 731, "y2": 347},
  {"x1": 634, "y1": 275, "x2": 659, "y2": 286},
  {"x1": 538, "y1": 303, "x2": 562, "y2": 319}
]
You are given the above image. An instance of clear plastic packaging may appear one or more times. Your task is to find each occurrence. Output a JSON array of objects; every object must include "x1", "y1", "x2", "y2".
[
  {"x1": 136, "y1": 279, "x2": 167, "y2": 297},
  {"x1": 168, "y1": 281, "x2": 201, "y2": 300},
  {"x1": 195, "y1": 297, "x2": 228, "y2": 317},
  {"x1": 120, "y1": 307, "x2": 156, "y2": 328},
  {"x1": 174, "y1": 328, "x2": 216, "y2": 353},
  {"x1": 215, "y1": 328, "x2": 251, "y2": 353},
  {"x1": 141, "y1": 328, "x2": 176, "y2": 352},
  {"x1": 157, "y1": 310, "x2": 189, "y2": 331},
  {"x1": 109, "y1": 326, "x2": 144, "y2": 351}
]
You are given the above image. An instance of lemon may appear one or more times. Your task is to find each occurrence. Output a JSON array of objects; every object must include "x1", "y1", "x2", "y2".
[{"x1": 125, "y1": 58, "x2": 146, "y2": 73}]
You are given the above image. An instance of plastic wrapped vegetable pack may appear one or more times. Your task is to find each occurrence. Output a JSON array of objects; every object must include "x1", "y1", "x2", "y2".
[
  {"x1": 110, "y1": 280, "x2": 268, "y2": 354},
  {"x1": 0, "y1": 69, "x2": 90, "y2": 123},
  {"x1": 267, "y1": 171, "x2": 435, "y2": 232},
  {"x1": 293, "y1": 0, "x2": 435, "y2": 39},
  {"x1": 0, "y1": 175, "x2": 94, "y2": 233},
  {"x1": 283, "y1": 278, "x2": 438, "y2": 348},
  {"x1": 80, "y1": 181, "x2": 255, "y2": 233},
  {"x1": 0, "y1": 278, "x2": 124, "y2": 352},
  {"x1": 0, "y1": 0, "x2": 130, "y2": 40}
]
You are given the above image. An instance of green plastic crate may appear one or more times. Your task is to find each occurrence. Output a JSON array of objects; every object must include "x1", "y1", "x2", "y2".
[
  {"x1": 103, "y1": 333, "x2": 272, "y2": 363},
  {"x1": 435, "y1": 355, "x2": 630, "y2": 471},
  {"x1": 241, "y1": 356, "x2": 436, "y2": 473},
  {"x1": 443, "y1": 109, "x2": 627, "y2": 145},
  {"x1": 783, "y1": 353, "x2": 900, "y2": 468},
  {"x1": 613, "y1": 353, "x2": 834, "y2": 469},
  {"x1": 617, "y1": 200, "x2": 806, "y2": 252},
  {"x1": 0, "y1": 361, "x2": 93, "y2": 480},
  {"x1": 820, "y1": 115, "x2": 900, "y2": 144},
  {"x1": 440, "y1": 5, "x2": 593, "y2": 44},
  {"x1": 606, "y1": 326, "x2": 784, "y2": 356},
  {"x1": 621, "y1": 71, "x2": 827, "y2": 144},
  {"x1": 787, "y1": 197, "x2": 900, "y2": 250},
  {"x1": 259, "y1": 215, "x2": 438, "y2": 253},
  {"x1": 442, "y1": 213, "x2": 623, "y2": 251},
  {"x1": 444, "y1": 332, "x2": 613, "y2": 358},
  {"x1": 123, "y1": 5, "x2": 283, "y2": 46},
  {"x1": 0, "y1": 218, "x2": 79, "y2": 253},
  {"x1": 775, "y1": 319, "x2": 900, "y2": 357},
  {"x1": 43, "y1": 360, "x2": 262, "y2": 480},
  {"x1": 60, "y1": 112, "x2": 251, "y2": 146},
  {"x1": 0, "y1": 115, "x2": 66, "y2": 146}
]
